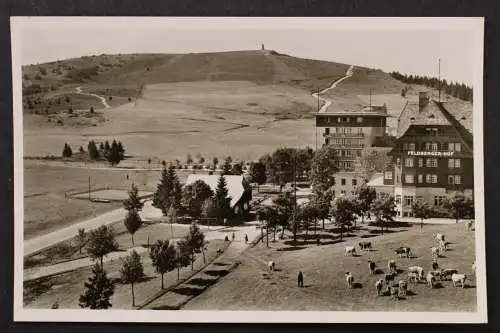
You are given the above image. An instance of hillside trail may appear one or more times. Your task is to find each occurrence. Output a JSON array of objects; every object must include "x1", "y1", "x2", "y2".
[
  {"x1": 312, "y1": 65, "x2": 355, "y2": 113},
  {"x1": 75, "y1": 86, "x2": 111, "y2": 109}
]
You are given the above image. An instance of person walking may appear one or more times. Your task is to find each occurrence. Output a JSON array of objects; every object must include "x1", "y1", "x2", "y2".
[
  {"x1": 232, "y1": 232, "x2": 235, "y2": 241},
  {"x1": 298, "y1": 271, "x2": 304, "y2": 288},
  {"x1": 245, "y1": 234, "x2": 248, "y2": 244}
]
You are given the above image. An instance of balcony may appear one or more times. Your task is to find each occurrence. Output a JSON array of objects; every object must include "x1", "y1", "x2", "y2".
[
  {"x1": 324, "y1": 132, "x2": 365, "y2": 138},
  {"x1": 327, "y1": 143, "x2": 364, "y2": 149}
]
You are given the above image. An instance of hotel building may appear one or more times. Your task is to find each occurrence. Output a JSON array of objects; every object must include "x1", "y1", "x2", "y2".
[
  {"x1": 382, "y1": 92, "x2": 473, "y2": 217},
  {"x1": 315, "y1": 105, "x2": 389, "y2": 196}
]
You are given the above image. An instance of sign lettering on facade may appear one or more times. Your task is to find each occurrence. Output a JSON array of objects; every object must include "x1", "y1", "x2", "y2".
[{"x1": 407, "y1": 151, "x2": 454, "y2": 157}]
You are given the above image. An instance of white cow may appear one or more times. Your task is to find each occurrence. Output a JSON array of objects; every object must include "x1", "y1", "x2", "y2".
[
  {"x1": 387, "y1": 260, "x2": 397, "y2": 273},
  {"x1": 431, "y1": 246, "x2": 441, "y2": 257},
  {"x1": 436, "y1": 233, "x2": 445, "y2": 242},
  {"x1": 345, "y1": 272, "x2": 354, "y2": 289},
  {"x1": 452, "y1": 273, "x2": 467, "y2": 288},
  {"x1": 268, "y1": 261, "x2": 275, "y2": 272},
  {"x1": 407, "y1": 272, "x2": 419, "y2": 284},
  {"x1": 345, "y1": 246, "x2": 357, "y2": 256},
  {"x1": 398, "y1": 280, "x2": 408, "y2": 296},
  {"x1": 408, "y1": 266, "x2": 425, "y2": 281}
]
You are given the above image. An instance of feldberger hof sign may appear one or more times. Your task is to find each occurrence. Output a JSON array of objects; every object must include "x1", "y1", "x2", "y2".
[{"x1": 407, "y1": 151, "x2": 455, "y2": 157}]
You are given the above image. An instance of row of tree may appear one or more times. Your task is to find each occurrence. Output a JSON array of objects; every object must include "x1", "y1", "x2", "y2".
[
  {"x1": 87, "y1": 139, "x2": 125, "y2": 165},
  {"x1": 390, "y1": 71, "x2": 473, "y2": 102},
  {"x1": 152, "y1": 165, "x2": 233, "y2": 222}
]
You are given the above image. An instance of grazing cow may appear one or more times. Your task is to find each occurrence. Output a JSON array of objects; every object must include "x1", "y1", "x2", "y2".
[
  {"x1": 440, "y1": 269, "x2": 459, "y2": 281},
  {"x1": 368, "y1": 260, "x2": 376, "y2": 275},
  {"x1": 429, "y1": 270, "x2": 442, "y2": 281},
  {"x1": 426, "y1": 272, "x2": 436, "y2": 288},
  {"x1": 398, "y1": 280, "x2": 408, "y2": 296},
  {"x1": 268, "y1": 261, "x2": 275, "y2": 272},
  {"x1": 467, "y1": 220, "x2": 474, "y2": 231},
  {"x1": 345, "y1": 272, "x2": 354, "y2": 289},
  {"x1": 452, "y1": 273, "x2": 467, "y2": 288},
  {"x1": 407, "y1": 272, "x2": 419, "y2": 284},
  {"x1": 431, "y1": 260, "x2": 439, "y2": 271},
  {"x1": 388, "y1": 260, "x2": 397, "y2": 274},
  {"x1": 408, "y1": 266, "x2": 425, "y2": 281},
  {"x1": 345, "y1": 246, "x2": 357, "y2": 256},
  {"x1": 431, "y1": 246, "x2": 440, "y2": 257},
  {"x1": 375, "y1": 279, "x2": 384, "y2": 296},
  {"x1": 394, "y1": 247, "x2": 412, "y2": 258},
  {"x1": 384, "y1": 272, "x2": 396, "y2": 284},
  {"x1": 390, "y1": 286, "x2": 399, "y2": 300},
  {"x1": 358, "y1": 241, "x2": 372, "y2": 251}
]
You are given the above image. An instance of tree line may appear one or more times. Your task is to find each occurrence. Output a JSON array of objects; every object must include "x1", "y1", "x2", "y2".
[
  {"x1": 77, "y1": 183, "x2": 211, "y2": 308},
  {"x1": 390, "y1": 71, "x2": 473, "y2": 102},
  {"x1": 61, "y1": 139, "x2": 125, "y2": 165}
]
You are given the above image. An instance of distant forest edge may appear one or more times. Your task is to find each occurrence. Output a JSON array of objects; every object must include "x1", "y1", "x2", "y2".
[{"x1": 390, "y1": 71, "x2": 473, "y2": 102}]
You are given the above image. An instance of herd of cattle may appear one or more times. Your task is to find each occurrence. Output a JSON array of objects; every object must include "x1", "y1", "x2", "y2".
[{"x1": 341, "y1": 232, "x2": 474, "y2": 300}]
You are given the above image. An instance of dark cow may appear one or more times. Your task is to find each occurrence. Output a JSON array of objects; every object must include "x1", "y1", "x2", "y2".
[
  {"x1": 384, "y1": 272, "x2": 396, "y2": 284},
  {"x1": 440, "y1": 269, "x2": 459, "y2": 281},
  {"x1": 394, "y1": 247, "x2": 412, "y2": 258},
  {"x1": 368, "y1": 260, "x2": 376, "y2": 275},
  {"x1": 358, "y1": 241, "x2": 373, "y2": 251}
]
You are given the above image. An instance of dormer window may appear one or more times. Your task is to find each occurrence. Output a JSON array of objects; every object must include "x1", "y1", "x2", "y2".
[
  {"x1": 428, "y1": 114, "x2": 435, "y2": 119},
  {"x1": 410, "y1": 117, "x2": 415, "y2": 121}
]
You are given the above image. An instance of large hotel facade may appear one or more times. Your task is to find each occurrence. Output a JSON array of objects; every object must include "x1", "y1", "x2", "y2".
[
  {"x1": 316, "y1": 91, "x2": 473, "y2": 217},
  {"x1": 315, "y1": 105, "x2": 389, "y2": 196}
]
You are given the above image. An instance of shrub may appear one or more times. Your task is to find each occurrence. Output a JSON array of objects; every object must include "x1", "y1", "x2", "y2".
[{"x1": 34, "y1": 74, "x2": 42, "y2": 80}]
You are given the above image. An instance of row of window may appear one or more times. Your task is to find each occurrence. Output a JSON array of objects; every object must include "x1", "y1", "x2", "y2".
[
  {"x1": 399, "y1": 157, "x2": 461, "y2": 168},
  {"x1": 323, "y1": 116, "x2": 365, "y2": 124},
  {"x1": 330, "y1": 138, "x2": 364, "y2": 146},
  {"x1": 339, "y1": 178, "x2": 358, "y2": 186},
  {"x1": 403, "y1": 174, "x2": 462, "y2": 185},
  {"x1": 324, "y1": 127, "x2": 364, "y2": 134},
  {"x1": 334, "y1": 149, "x2": 362, "y2": 158},
  {"x1": 401, "y1": 142, "x2": 462, "y2": 152},
  {"x1": 395, "y1": 195, "x2": 447, "y2": 207}
]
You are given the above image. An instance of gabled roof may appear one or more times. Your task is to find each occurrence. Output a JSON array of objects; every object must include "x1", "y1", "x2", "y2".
[
  {"x1": 396, "y1": 99, "x2": 473, "y2": 149},
  {"x1": 185, "y1": 174, "x2": 245, "y2": 208}
]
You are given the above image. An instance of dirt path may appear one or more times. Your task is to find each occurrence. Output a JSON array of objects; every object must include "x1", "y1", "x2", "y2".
[
  {"x1": 312, "y1": 65, "x2": 355, "y2": 113},
  {"x1": 75, "y1": 86, "x2": 111, "y2": 109}
]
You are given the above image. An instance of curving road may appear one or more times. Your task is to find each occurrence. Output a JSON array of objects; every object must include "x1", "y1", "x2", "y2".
[
  {"x1": 75, "y1": 86, "x2": 111, "y2": 109},
  {"x1": 312, "y1": 65, "x2": 354, "y2": 113}
]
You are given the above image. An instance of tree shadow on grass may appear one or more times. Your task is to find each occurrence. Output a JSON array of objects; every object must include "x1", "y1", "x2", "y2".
[
  {"x1": 151, "y1": 305, "x2": 180, "y2": 310},
  {"x1": 277, "y1": 246, "x2": 306, "y2": 252},
  {"x1": 204, "y1": 269, "x2": 230, "y2": 277},
  {"x1": 173, "y1": 286, "x2": 204, "y2": 296},
  {"x1": 406, "y1": 290, "x2": 417, "y2": 296},
  {"x1": 369, "y1": 229, "x2": 397, "y2": 235},
  {"x1": 23, "y1": 278, "x2": 53, "y2": 304},
  {"x1": 463, "y1": 284, "x2": 476, "y2": 289},
  {"x1": 188, "y1": 278, "x2": 217, "y2": 287},
  {"x1": 432, "y1": 282, "x2": 445, "y2": 289},
  {"x1": 374, "y1": 268, "x2": 385, "y2": 275},
  {"x1": 395, "y1": 268, "x2": 405, "y2": 275},
  {"x1": 352, "y1": 282, "x2": 363, "y2": 289},
  {"x1": 360, "y1": 234, "x2": 377, "y2": 239},
  {"x1": 213, "y1": 262, "x2": 229, "y2": 266}
]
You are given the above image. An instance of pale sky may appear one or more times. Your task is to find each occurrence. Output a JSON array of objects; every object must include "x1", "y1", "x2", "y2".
[{"x1": 13, "y1": 17, "x2": 483, "y2": 85}]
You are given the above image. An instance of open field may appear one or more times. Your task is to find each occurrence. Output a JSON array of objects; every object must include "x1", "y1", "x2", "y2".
[
  {"x1": 185, "y1": 222, "x2": 476, "y2": 311},
  {"x1": 24, "y1": 238, "x2": 227, "y2": 309}
]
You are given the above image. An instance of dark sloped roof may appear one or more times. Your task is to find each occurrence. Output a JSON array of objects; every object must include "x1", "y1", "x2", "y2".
[{"x1": 440, "y1": 100, "x2": 473, "y2": 134}]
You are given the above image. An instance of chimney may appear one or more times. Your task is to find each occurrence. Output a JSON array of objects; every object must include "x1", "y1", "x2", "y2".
[{"x1": 419, "y1": 92, "x2": 429, "y2": 112}]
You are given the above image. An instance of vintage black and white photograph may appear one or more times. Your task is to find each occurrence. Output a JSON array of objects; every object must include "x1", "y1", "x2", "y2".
[{"x1": 12, "y1": 17, "x2": 486, "y2": 323}]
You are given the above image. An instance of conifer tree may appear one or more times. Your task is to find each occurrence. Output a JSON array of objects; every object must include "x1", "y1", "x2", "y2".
[
  {"x1": 149, "y1": 239, "x2": 177, "y2": 289},
  {"x1": 213, "y1": 174, "x2": 231, "y2": 222},
  {"x1": 120, "y1": 250, "x2": 144, "y2": 307},
  {"x1": 79, "y1": 263, "x2": 114, "y2": 309},
  {"x1": 152, "y1": 165, "x2": 182, "y2": 215},
  {"x1": 123, "y1": 183, "x2": 144, "y2": 212}
]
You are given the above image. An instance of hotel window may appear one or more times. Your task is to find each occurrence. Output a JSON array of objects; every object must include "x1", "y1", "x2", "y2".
[
  {"x1": 455, "y1": 143, "x2": 461, "y2": 152},
  {"x1": 337, "y1": 117, "x2": 342, "y2": 123},
  {"x1": 448, "y1": 142, "x2": 455, "y2": 151},
  {"x1": 344, "y1": 127, "x2": 352, "y2": 134},
  {"x1": 403, "y1": 142, "x2": 409, "y2": 150},
  {"x1": 448, "y1": 175, "x2": 454, "y2": 184},
  {"x1": 425, "y1": 142, "x2": 431, "y2": 151},
  {"x1": 431, "y1": 174, "x2": 437, "y2": 183},
  {"x1": 384, "y1": 171, "x2": 393, "y2": 180},
  {"x1": 357, "y1": 127, "x2": 363, "y2": 133},
  {"x1": 426, "y1": 174, "x2": 432, "y2": 183},
  {"x1": 341, "y1": 190, "x2": 346, "y2": 195},
  {"x1": 336, "y1": 127, "x2": 341, "y2": 133},
  {"x1": 418, "y1": 158, "x2": 424, "y2": 167},
  {"x1": 455, "y1": 159, "x2": 461, "y2": 168},
  {"x1": 357, "y1": 117, "x2": 363, "y2": 123},
  {"x1": 395, "y1": 195, "x2": 402, "y2": 204},
  {"x1": 341, "y1": 178, "x2": 346, "y2": 186},
  {"x1": 434, "y1": 196, "x2": 445, "y2": 206},
  {"x1": 448, "y1": 158, "x2": 461, "y2": 168},
  {"x1": 352, "y1": 179, "x2": 357, "y2": 186},
  {"x1": 431, "y1": 143, "x2": 438, "y2": 151},
  {"x1": 454, "y1": 175, "x2": 461, "y2": 184},
  {"x1": 346, "y1": 117, "x2": 350, "y2": 123},
  {"x1": 405, "y1": 174, "x2": 414, "y2": 184},
  {"x1": 409, "y1": 142, "x2": 415, "y2": 150},
  {"x1": 418, "y1": 174, "x2": 423, "y2": 183},
  {"x1": 426, "y1": 158, "x2": 438, "y2": 167},
  {"x1": 403, "y1": 196, "x2": 414, "y2": 207},
  {"x1": 404, "y1": 158, "x2": 414, "y2": 167}
]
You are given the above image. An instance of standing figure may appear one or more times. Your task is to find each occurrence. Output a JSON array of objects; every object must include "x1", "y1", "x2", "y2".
[
  {"x1": 232, "y1": 232, "x2": 235, "y2": 241},
  {"x1": 245, "y1": 234, "x2": 248, "y2": 244},
  {"x1": 298, "y1": 271, "x2": 304, "y2": 287}
]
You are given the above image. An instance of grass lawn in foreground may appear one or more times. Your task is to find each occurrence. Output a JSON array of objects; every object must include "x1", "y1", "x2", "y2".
[{"x1": 185, "y1": 222, "x2": 476, "y2": 312}]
